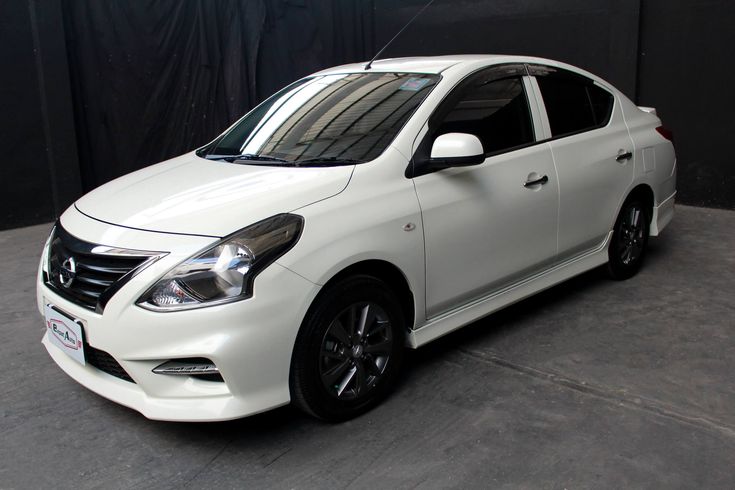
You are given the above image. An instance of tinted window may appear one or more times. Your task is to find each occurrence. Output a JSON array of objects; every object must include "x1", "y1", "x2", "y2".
[
  {"x1": 207, "y1": 79, "x2": 310, "y2": 158},
  {"x1": 202, "y1": 72, "x2": 439, "y2": 165},
  {"x1": 536, "y1": 70, "x2": 613, "y2": 137},
  {"x1": 587, "y1": 84, "x2": 614, "y2": 126},
  {"x1": 436, "y1": 77, "x2": 534, "y2": 154}
]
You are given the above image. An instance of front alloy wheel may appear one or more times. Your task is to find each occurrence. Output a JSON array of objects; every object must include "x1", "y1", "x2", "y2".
[
  {"x1": 320, "y1": 302, "x2": 393, "y2": 400},
  {"x1": 290, "y1": 275, "x2": 404, "y2": 421}
]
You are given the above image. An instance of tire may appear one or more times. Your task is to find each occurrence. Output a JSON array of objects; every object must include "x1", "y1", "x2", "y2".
[
  {"x1": 607, "y1": 197, "x2": 650, "y2": 280},
  {"x1": 290, "y1": 274, "x2": 405, "y2": 421}
]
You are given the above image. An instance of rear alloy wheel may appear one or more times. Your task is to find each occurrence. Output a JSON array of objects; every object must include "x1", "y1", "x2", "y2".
[
  {"x1": 607, "y1": 198, "x2": 650, "y2": 280},
  {"x1": 290, "y1": 275, "x2": 404, "y2": 421}
]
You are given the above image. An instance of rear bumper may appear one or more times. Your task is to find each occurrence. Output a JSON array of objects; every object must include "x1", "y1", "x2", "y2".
[{"x1": 651, "y1": 191, "x2": 675, "y2": 236}]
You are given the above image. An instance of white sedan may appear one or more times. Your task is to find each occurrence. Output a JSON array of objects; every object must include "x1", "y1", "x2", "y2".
[{"x1": 38, "y1": 55, "x2": 676, "y2": 421}]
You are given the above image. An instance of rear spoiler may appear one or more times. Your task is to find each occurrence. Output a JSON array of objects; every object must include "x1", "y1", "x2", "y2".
[{"x1": 638, "y1": 106, "x2": 657, "y2": 116}]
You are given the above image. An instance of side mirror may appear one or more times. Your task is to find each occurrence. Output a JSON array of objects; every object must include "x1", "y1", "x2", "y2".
[{"x1": 429, "y1": 133, "x2": 485, "y2": 167}]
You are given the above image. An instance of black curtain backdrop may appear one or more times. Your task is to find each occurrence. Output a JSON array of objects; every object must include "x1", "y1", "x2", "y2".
[
  {"x1": 1, "y1": 0, "x2": 81, "y2": 229},
  {"x1": 0, "y1": 0, "x2": 54, "y2": 227},
  {"x1": 62, "y1": 0, "x2": 371, "y2": 191},
  {"x1": 2, "y1": 0, "x2": 734, "y2": 230}
]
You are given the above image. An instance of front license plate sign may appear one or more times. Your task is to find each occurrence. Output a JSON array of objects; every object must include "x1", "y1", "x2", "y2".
[{"x1": 45, "y1": 304, "x2": 86, "y2": 366}]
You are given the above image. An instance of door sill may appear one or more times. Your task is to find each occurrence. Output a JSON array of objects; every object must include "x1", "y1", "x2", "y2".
[{"x1": 407, "y1": 231, "x2": 612, "y2": 348}]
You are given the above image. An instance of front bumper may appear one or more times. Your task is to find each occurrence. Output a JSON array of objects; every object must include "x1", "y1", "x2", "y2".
[{"x1": 38, "y1": 208, "x2": 320, "y2": 421}]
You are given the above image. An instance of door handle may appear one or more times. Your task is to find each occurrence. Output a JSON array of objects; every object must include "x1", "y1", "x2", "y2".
[
  {"x1": 523, "y1": 175, "x2": 549, "y2": 187},
  {"x1": 616, "y1": 150, "x2": 633, "y2": 162}
]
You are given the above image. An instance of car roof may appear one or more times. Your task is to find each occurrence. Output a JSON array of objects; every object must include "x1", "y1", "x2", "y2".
[{"x1": 311, "y1": 55, "x2": 561, "y2": 76}]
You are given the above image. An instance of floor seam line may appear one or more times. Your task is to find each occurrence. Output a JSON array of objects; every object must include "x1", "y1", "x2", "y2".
[{"x1": 458, "y1": 348, "x2": 735, "y2": 440}]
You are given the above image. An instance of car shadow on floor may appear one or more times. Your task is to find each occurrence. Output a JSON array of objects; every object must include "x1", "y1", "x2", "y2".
[
  {"x1": 408, "y1": 233, "x2": 671, "y2": 366},
  {"x1": 116, "y1": 236, "x2": 672, "y2": 442}
]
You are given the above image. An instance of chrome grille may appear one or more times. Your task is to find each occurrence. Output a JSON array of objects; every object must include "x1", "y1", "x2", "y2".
[{"x1": 46, "y1": 225, "x2": 160, "y2": 312}]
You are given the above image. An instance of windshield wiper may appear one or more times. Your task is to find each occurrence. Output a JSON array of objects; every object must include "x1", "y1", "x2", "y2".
[
  {"x1": 233, "y1": 154, "x2": 290, "y2": 163},
  {"x1": 293, "y1": 157, "x2": 364, "y2": 166},
  {"x1": 206, "y1": 153, "x2": 290, "y2": 164},
  {"x1": 207, "y1": 154, "x2": 362, "y2": 167}
]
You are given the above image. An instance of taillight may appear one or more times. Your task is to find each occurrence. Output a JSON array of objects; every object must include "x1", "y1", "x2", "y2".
[{"x1": 655, "y1": 126, "x2": 674, "y2": 142}]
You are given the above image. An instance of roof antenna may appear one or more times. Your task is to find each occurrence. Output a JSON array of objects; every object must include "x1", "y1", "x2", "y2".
[{"x1": 364, "y1": 0, "x2": 436, "y2": 70}]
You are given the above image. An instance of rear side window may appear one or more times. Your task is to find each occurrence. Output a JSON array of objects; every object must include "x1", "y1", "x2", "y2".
[
  {"x1": 535, "y1": 69, "x2": 613, "y2": 137},
  {"x1": 435, "y1": 76, "x2": 534, "y2": 154}
]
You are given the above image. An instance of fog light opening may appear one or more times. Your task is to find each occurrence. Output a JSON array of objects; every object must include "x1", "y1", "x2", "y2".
[{"x1": 152, "y1": 358, "x2": 224, "y2": 382}]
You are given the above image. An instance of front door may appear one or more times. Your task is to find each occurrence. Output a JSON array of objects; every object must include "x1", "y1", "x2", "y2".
[{"x1": 411, "y1": 68, "x2": 559, "y2": 318}]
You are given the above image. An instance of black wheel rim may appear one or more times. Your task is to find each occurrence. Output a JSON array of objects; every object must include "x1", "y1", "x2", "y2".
[
  {"x1": 319, "y1": 302, "x2": 393, "y2": 401},
  {"x1": 618, "y1": 204, "x2": 645, "y2": 265}
]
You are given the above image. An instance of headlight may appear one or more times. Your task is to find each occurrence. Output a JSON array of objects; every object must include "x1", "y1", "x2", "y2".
[
  {"x1": 138, "y1": 214, "x2": 303, "y2": 311},
  {"x1": 41, "y1": 225, "x2": 56, "y2": 278}
]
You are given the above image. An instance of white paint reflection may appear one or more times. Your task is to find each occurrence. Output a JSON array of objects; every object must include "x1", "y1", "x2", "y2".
[
  {"x1": 240, "y1": 74, "x2": 349, "y2": 155},
  {"x1": 120, "y1": 165, "x2": 330, "y2": 226}
]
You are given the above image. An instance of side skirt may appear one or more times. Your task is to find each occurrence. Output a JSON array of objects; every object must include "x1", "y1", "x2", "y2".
[{"x1": 406, "y1": 231, "x2": 613, "y2": 348}]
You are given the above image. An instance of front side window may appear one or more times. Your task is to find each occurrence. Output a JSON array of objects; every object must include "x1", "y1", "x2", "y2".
[
  {"x1": 435, "y1": 76, "x2": 534, "y2": 154},
  {"x1": 200, "y1": 73, "x2": 439, "y2": 166},
  {"x1": 534, "y1": 67, "x2": 614, "y2": 137}
]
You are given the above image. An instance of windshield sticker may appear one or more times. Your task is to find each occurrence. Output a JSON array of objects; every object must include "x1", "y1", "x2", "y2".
[{"x1": 399, "y1": 77, "x2": 431, "y2": 91}]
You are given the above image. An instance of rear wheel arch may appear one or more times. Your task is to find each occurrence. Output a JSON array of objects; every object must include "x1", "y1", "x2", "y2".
[
  {"x1": 607, "y1": 191, "x2": 651, "y2": 280},
  {"x1": 627, "y1": 184, "x2": 655, "y2": 226},
  {"x1": 614, "y1": 183, "x2": 654, "y2": 231}
]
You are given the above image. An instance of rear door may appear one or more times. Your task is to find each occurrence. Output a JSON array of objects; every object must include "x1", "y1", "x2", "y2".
[
  {"x1": 529, "y1": 65, "x2": 635, "y2": 259},
  {"x1": 411, "y1": 65, "x2": 559, "y2": 317}
]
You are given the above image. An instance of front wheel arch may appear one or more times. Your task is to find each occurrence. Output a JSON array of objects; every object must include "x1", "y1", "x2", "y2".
[
  {"x1": 314, "y1": 259, "x2": 416, "y2": 332},
  {"x1": 289, "y1": 274, "x2": 406, "y2": 421}
]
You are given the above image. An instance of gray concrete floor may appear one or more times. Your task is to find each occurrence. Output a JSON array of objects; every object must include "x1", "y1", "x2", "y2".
[{"x1": 1, "y1": 204, "x2": 734, "y2": 489}]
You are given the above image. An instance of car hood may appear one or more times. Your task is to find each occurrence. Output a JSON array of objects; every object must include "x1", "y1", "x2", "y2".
[{"x1": 75, "y1": 152, "x2": 354, "y2": 237}]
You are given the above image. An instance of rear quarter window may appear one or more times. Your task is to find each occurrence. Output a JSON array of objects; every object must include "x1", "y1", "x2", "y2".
[{"x1": 587, "y1": 83, "x2": 614, "y2": 126}]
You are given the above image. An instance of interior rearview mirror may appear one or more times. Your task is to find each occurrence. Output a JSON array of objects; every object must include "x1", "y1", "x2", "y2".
[{"x1": 430, "y1": 133, "x2": 485, "y2": 167}]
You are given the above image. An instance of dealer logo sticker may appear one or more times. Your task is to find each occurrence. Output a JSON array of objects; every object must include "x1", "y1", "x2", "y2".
[
  {"x1": 47, "y1": 318, "x2": 82, "y2": 350},
  {"x1": 44, "y1": 304, "x2": 86, "y2": 366}
]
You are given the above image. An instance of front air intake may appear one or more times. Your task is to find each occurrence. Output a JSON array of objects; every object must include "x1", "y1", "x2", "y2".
[{"x1": 85, "y1": 344, "x2": 135, "y2": 383}]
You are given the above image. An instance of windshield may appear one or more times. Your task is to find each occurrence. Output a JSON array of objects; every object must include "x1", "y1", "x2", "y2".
[{"x1": 199, "y1": 72, "x2": 439, "y2": 166}]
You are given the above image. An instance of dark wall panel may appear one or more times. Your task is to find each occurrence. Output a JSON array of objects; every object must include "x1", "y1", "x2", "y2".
[
  {"x1": 373, "y1": 0, "x2": 640, "y2": 99},
  {"x1": 374, "y1": 0, "x2": 735, "y2": 209},
  {"x1": 637, "y1": 0, "x2": 735, "y2": 209}
]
